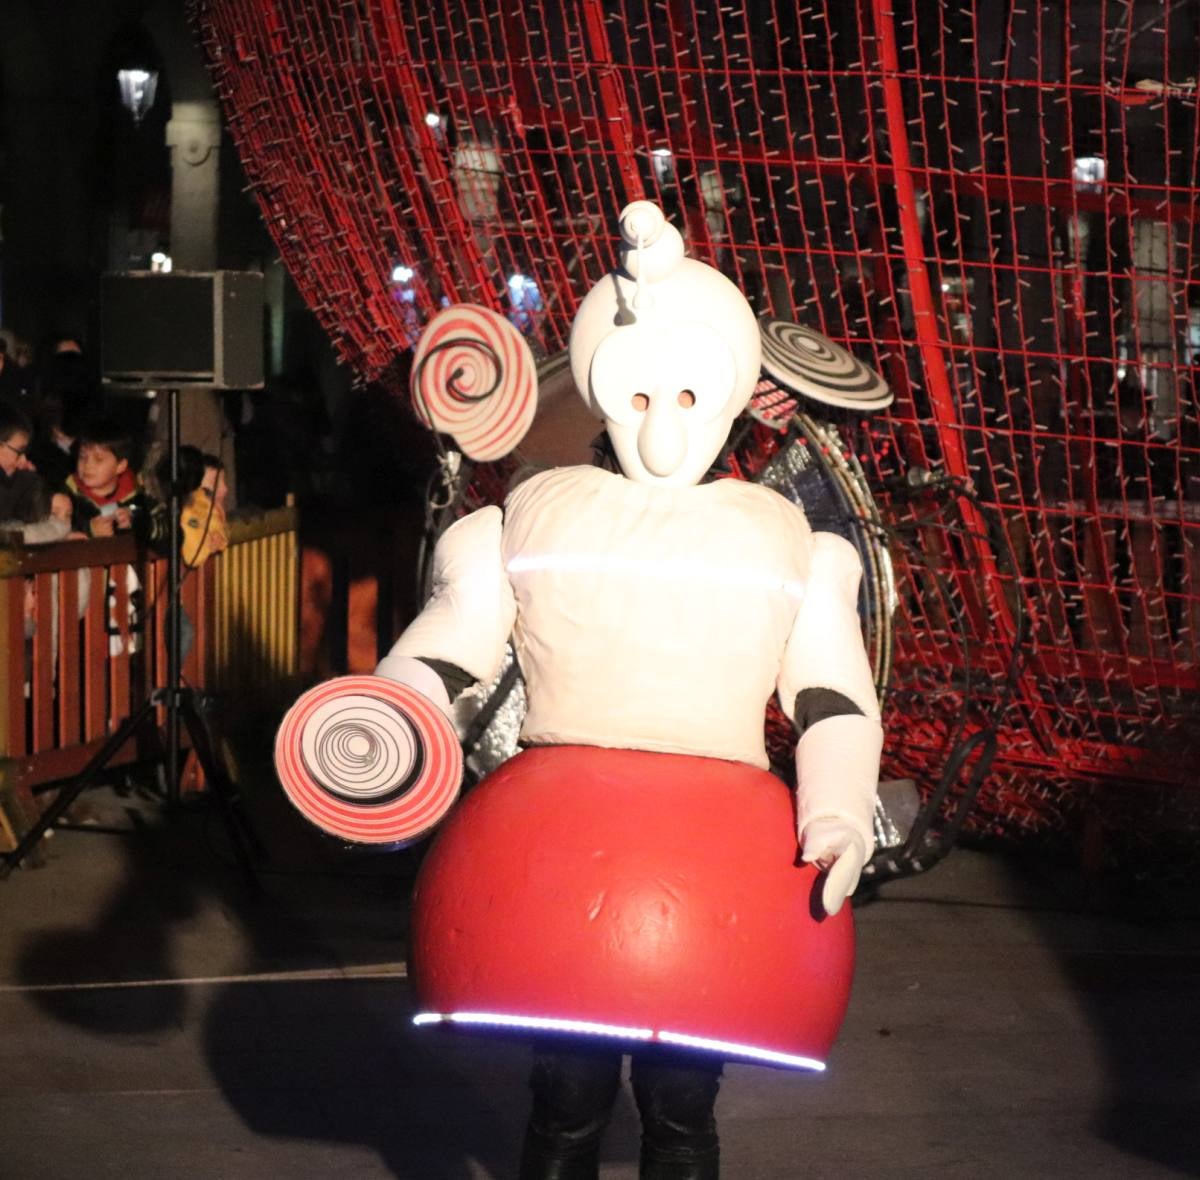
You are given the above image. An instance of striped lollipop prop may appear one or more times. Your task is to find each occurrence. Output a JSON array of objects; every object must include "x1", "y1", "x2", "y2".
[
  {"x1": 411, "y1": 304, "x2": 538, "y2": 461},
  {"x1": 759, "y1": 319, "x2": 892, "y2": 411},
  {"x1": 274, "y1": 676, "x2": 463, "y2": 845}
]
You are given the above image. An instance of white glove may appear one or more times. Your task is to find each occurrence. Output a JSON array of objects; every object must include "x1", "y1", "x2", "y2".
[
  {"x1": 800, "y1": 817, "x2": 868, "y2": 917},
  {"x1": 792, "y1": 712, "x2": 880, "y2": 917}
]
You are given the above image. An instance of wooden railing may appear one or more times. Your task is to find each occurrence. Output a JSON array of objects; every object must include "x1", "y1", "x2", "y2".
[
  {"x1": 0, "y1": 507, "x2": 299, "y2": 850},
  {"x1": 210, "y1": 509, "x2": 301, "y2": 701},
  {"x1": 298, "y1": 504, "x2": 424, "y2": 679}
]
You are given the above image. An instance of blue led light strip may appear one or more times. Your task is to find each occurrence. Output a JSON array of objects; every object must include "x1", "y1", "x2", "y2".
[{"x1": 412, "y1": 1011, "x2": 826, "y2": 1071}]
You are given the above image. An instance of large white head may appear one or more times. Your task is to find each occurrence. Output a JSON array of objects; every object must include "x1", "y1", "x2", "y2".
[{"x1": 568, "y1": 201, "x2": 761, "y2": 486}]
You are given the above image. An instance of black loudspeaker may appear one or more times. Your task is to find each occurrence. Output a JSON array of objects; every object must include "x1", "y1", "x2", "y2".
[{"x1": 100, "y1": 270, "x2": 265, "y2": 389}]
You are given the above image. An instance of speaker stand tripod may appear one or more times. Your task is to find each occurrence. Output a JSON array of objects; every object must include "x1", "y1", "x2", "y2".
[{"x1": 1, "y1": 387, "x2": 263, "y2": 888}]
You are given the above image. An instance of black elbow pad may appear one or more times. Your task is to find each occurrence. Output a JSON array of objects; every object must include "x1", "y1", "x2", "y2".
[
  {"x1": 792, "y1": 687, "x2": 865, "y2": 739},
  {"x1": 417, "y1": 657, "x2": 475, "y2": 702}
]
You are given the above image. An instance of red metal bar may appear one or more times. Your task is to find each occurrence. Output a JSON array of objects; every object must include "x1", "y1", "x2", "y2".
[{"x1": 580, "y1": 0, "x2": 645, "y2": 206}]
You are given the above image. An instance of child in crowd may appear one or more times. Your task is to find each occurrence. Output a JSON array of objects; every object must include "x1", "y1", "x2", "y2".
[
  {"x1": 62, "y1": 416, "x2": 165, "y2": 544},
  {"x1": 152, "y1": 446, "x2": 230, "y2": 664},
  {"x1": 58, "y1": 417, "x2": 167, "y2": 657},
  {"x1": 156, "y1": 446, "x2": 230, "y2": 567},
  {"x1": 0, "y1": 401, "x2": 69, "y2": 544}
]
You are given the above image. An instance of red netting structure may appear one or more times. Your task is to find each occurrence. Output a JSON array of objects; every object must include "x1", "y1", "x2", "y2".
[{"x1": 194, "y1": 1, "x2": 1200, "y2": 847}]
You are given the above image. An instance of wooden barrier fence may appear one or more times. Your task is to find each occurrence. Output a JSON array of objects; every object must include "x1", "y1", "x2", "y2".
[{"x1": 0, "y1": 507, "x2": 299, "y2": 851}]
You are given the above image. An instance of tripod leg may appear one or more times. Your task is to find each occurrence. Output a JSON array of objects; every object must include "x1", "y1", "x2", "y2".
[
  {"x1": 1, "y1": 697, "x2": 158, "y2": 879},
  {"x1": 177, "y1": 694, "x2": 264, "y2": 892}
]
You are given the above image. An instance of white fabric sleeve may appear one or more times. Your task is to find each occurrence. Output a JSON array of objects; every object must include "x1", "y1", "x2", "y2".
[
  {"x1": 376, "y1": 506, "x2": 516, "y2": 688},
  {"x1": 793, "y1": 716, "x2": 882, "y2": 853},
  {"x1": 370, "y1": 653, "x2": 454, "y2": 719},
  {"x1": 0, "y1": 516, "x2": 69, "y2": 544},
  {"x1": 21, "y1": 517, "x2": 70, "y2": 544},
  {"x1": 778, "y1": 532, "x2": 882, "y2": 852}
]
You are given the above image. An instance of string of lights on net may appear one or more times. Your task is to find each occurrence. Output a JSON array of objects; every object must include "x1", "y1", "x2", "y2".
[{"x1": 194, "y1": 0, "x2": 1200, "y2": 841}]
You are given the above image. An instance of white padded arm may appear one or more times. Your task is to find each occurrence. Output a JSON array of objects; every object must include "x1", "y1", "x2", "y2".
[
  {"x1": 793, "y1": 716, "x2": 882, "y2": 854},
  {"x1": 778, "y1": 532, "x2": 882, "y2": 852},
  {"x1": 376, "y1": 506, "x2": 516, "y2": 688},
  {"x1": 778, "y1": 532, "x2": 880, "y2": 722},
  {"x1": 370, "y1": 653, "x2": 455, "y2": 718}
]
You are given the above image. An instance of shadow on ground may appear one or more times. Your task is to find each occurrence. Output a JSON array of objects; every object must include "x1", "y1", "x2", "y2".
[
  {"x1": 996, "y1": 849, "x2": 1200, "y2": 1177},
  {"x1": 10, "y1": 744, "x2": 605, "y2": 1177},
  {"x1": 16, "y1": 716, "x2": 1198, "y2": 1177}
]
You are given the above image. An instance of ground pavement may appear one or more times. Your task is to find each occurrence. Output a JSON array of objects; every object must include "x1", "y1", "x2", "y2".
[{"x1": 1, "y1": 776, "x2": 1197, "y2": 1179}]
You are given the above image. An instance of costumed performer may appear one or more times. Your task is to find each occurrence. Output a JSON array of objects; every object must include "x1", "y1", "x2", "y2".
[{"x1": 369, "y1": 200, "x2": 883, "y2": 1179}]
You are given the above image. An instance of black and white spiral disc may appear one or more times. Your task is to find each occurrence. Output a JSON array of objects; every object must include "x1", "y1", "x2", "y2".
[
  {"x1": 759, "y1": 319, "x2": 892, "y2": 411},
  {"x1": 275, "y1": 676, "x2": 462, "y2": 845}
]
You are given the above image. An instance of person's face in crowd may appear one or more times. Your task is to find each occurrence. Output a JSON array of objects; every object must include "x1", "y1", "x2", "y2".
[
  {"x1": 0, "y1": 430, "x2": 31, "y2": 478},
  {"x1": 76, "y1": 443, "x2": 127, "y2": 496},
  {"x1": 201, "y1": 465, "x2": 229, "y2": 509}
]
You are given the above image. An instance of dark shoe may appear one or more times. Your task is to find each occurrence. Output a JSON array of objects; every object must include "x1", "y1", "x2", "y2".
[{"x1": 518, "y1": 1131, "x2": 608, "y2": 1180}]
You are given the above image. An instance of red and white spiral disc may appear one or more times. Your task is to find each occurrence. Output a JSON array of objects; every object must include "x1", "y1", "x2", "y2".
[
  {"x1": 274, "y1": 676, "x2": 463, "y2": 845},
  {"x1": 411, "y1": 304, "x2": 537, "y2": 461}
]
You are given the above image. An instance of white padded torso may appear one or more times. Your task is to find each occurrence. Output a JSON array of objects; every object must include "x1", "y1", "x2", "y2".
[{"x1": 501, "y1": 466, "x2": 813, "y2": 768}]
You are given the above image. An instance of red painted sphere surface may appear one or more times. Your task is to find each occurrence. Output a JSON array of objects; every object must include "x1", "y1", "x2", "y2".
[{"x1": 410, "y1": 745, "x2": 856, "y2": 1067}]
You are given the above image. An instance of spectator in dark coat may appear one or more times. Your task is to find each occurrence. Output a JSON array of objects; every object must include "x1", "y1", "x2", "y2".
[{"x1": 0, "y1": 401, "x2": 68, "y2": 543}]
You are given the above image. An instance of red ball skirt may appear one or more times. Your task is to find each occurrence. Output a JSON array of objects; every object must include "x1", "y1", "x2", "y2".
[{"x1": 410, "y1": 745, "x2": 855, "y2": 1070}]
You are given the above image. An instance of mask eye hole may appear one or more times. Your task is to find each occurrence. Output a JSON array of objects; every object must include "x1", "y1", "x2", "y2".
[
  {"x1": 677, "y1": 389, "x2": 696, "y2": 408},
  {"x1": 631, "y1": 393, "x2": 649, "y2": 412}
]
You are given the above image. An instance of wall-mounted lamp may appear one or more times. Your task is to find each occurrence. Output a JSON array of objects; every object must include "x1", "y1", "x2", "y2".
[{"x1": 117, "y1": 67, "x2": 159, "y2": 126}]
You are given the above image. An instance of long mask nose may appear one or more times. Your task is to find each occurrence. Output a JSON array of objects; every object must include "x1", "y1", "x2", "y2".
[{"x1": 637, "y1": 395, "x2": 688, "y2": 477}]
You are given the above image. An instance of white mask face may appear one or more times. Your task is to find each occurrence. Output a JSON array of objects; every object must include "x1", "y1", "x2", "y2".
[
  {"x1": 590, "y1": 322, "x2": 737, "y2": 485},
  {"x1": 568, "y1": 202, "x2": 761, "y2": 487}
]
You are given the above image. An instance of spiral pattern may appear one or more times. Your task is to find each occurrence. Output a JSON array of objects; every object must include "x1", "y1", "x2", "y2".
[
  {"x1": 759, "y1": 319, "x2": 892, "y2": 410},
  {"x1": 274, "y1": 676, "x2": 462, "y2": 845},
  {"x1": 411, "y1": 304, "x2": 537, "y2": 460}
]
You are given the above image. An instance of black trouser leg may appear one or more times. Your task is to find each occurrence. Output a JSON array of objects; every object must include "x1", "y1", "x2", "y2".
[
  {"x1": 519, "y1": 1042, "x2": 623, "y2": 1180},
  {"x1": 631, "y1": 1049, "x2": 722, "y2": 1180}
]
